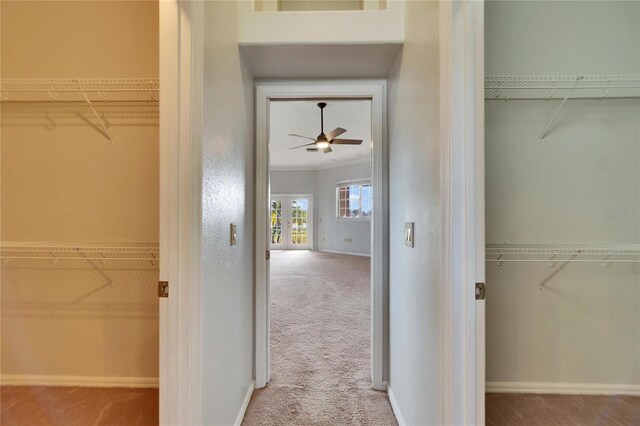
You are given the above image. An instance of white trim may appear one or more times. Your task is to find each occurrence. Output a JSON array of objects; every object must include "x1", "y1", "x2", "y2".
[
  {"x1": 336, "y1": 177, "x2": 371, "y2": 185},
  {"x1": 387, "y1": 386, "x2": 406, "y2": 426},
  {"x1": 318, "y1": 249, "x2": 371, "y2": 257},
  {"x1": 473, "y1": 2, "x2": 486, "y2": 424},
  {"x1": 486, "y1": 382, "x2": 640, "y2": 396},
  {"x1": 255, "y1": 80, "x2": 388, "y2": 391},
  {"x1": 160, "y1": 1, "x2": 203, "y2": 425},
  {"x1": 439, "y1": 1, "x2": 484, "y2": 425},
  {"x1": 270, "y1": 158, "x2": 370, "y2": 172},
  {"x1": 233, "y1": 380, "x2": 256, "y2": 426},
  {"x1": 1, "y1": 375, "x2": 159, "y2": 388}
]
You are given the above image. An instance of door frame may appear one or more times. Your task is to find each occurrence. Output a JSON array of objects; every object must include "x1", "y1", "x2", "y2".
[
  {"x1": 161, "y1": 1, "x2": 485, "y2": 423},
  {"x1": 255, "y1": 81, "x2": 388, "y2": 391},
  {"x1": 439, "y1": 1, "x2": 485, "y2": 425},
  {"x1": 159, "y1": 1, "x2": 203, "y2": 425},
  {"x1": 270, "y1": 194, "x2": 314, "y2": 251}
]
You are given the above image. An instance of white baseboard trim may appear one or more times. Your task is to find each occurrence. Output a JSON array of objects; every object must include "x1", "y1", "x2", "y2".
[
  {"x1": 387, "y1": 385, "x2": 407, "y2": 426},
  {"x1": 486, "y1": 381, "x2": 640, "y2": 396},
  {"x1": 318, "y1": 249, "x2": 371, "y2": 257},
  {"x1": 234, "y1": 380, "x2": 255, "y2": 426},
  {"x1": 1, "y1": 374, "x2": 159, "y2": 388}
]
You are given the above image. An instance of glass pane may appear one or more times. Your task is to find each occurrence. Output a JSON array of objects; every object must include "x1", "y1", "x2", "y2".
[
  {"x1": 349, "y1": 199, "x2": 360, "y2": 218},
  {"x1": 271, "y1": 200, "x2": 283, "y2": 245},
  {"x1": 361, "y1": 185, "x2": 372, "y2": 217},
  {"x1": 290, "y1": 198, "x2": 308, "y2": 245}
]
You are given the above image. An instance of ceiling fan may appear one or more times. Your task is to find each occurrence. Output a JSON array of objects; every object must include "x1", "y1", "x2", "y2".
[{"x1": 289, "y1": 102, "x2": 363, "y2": 154}]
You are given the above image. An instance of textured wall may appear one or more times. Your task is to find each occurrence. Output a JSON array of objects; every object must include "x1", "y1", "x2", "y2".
[
  {"x1": 201, "y1": 1, "x2": 255, "y2": 423},
  {"x1": 387, "y1": 0, "x2": 441, "y2": 424},
  {"x1": 1, "y1": 1, "x2": 159, "y2": 381},
  {"x1": 485, "y1": 1, "x2": 640, "y2": 388}
]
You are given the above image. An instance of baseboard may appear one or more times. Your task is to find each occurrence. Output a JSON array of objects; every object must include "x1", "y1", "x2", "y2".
[
  {"x1": 486, "y1": 381, "x2": 640, "y2": 396},
  {"x1": 318, "y1": 249, "x2": 371, "y2": 257},
  {"x1": 234, "y1": 380, "x2": 255, "y2": 426},
  {"x1": 387, "y1": 385, "x2": 407, "y2": 426},
  {"x1": 1, "y1": 374, "x2": 159, "y2": 388}
]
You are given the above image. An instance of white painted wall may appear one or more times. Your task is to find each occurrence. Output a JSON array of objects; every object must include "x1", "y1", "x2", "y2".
[
  {"x1": 1, "y1": 1, "x2": 159, "y2": 384},
  {"x1": 270, "y1": 162, "x2": 371, "y2": 255},
  {"x1": 386, "y1": 1, "x2": 441, "y2": 424},
  {"x1": 317, "y1": 162, "x2": 371, "y2": 256},
  {"x1": 485, "y1": 0, "x2": 640, "y2": 390},
  {"x1": 201, "y1": 1, "x2": 255, "y2": 423},
  {"x1": 238, "y1": 0, "x2": 404, "y2": 45}
]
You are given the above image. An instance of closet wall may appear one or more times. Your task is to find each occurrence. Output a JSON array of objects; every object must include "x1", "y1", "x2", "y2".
[
  {"x1": 1, "y1": 1, "x2": 159, "y2": 384},
  {"x1": 485, "y1": 1, "x2": 640, "y2": 392}
]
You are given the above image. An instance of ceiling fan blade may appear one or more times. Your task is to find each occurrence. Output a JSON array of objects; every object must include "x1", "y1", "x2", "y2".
[
  {"x1": 306, "y1": 148, "x2": 319, "y2": 152},
  {"x1": 321, "y1": 146, "x2": 332, "y2": 154},
  {"x1": 331, "y1": 138, "x2": 363, "y2": 145},
  {"x1": 325, "y1": 127, "x2": 347, "y2": 141},
  {"x1": 289, "y1": 142, "x2": 317, "y2": 150},
  {"x1": 288, "y1": 133, "x2": 317, "y2": 141}
]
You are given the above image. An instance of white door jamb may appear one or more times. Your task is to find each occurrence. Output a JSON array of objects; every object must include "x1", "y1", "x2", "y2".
[
  {"x1": 159, "y1": 1, "x2": 203, "y2": 425},
  {"x1": 255, "y1": 81, "x2": 388, "y2": 391},
  {"x1": 439, "y1": 1, "x2": 485, "y2": 425}
]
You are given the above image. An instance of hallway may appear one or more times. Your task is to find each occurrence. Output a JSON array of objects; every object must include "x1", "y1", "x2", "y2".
[{"x1": 243, "y1": 251, "x2": 396, "y2": 425}]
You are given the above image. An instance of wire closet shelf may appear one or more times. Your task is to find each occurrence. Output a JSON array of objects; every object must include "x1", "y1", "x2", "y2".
[
  {"x1": 0, "y1": 78, "x2": 159, "y2": 103},
  {"x1": 484, "y1": 74, "x2": 640, "y2": 100},
  {"x1": 0, "y1": 242, "x2": 159, "y2": 263},
  {"x1": 486, "y1": 244, "x2": 640, "y2": 265}
]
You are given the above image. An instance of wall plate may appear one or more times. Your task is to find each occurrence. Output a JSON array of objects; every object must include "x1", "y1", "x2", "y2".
[
  {"x1": 230, "y1": 223, "x2": 237, "y2": 246},
  {"x1": 404, "y1": 222, "x2": 414, "y2": 247}
]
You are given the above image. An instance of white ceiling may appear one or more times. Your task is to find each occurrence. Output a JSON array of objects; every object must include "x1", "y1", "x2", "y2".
[{"x1": 269, "y1": 99, "x2": 371, "y2": 170}]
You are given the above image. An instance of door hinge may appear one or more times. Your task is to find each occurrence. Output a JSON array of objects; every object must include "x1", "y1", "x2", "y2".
[
  {"x1": 475, "y1": 282, "x2": 485, "y2": 300},
  {"x1": 266, "y1": 250, "x2": 271, "y2": 261},
  {"x1": 158, "y1": 281, "x2": 169, "y2": 298}
]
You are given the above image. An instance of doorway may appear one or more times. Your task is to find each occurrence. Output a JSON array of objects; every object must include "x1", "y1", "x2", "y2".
[
  {"x1": 253, "y1": 82, "x2": 388, "y2": 394},
  {"x1": 270, "y1": 195, "x2": 313, "y2": 251}
]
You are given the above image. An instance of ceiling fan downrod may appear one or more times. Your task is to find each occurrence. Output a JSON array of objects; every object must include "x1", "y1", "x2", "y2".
[{"x1": 318, "y1": 102, "x2": 326, "y2": 135}]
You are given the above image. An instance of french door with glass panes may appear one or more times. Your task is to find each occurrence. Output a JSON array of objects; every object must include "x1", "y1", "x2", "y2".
[{"x1": 270, "y1": 195, "x2": 312, "y2": 250}]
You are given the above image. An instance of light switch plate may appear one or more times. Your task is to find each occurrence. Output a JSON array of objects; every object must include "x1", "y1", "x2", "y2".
[
  {"x1": 404, "y1": 222, "x2": 414, "y2": 247},
  {"x1": 230, "y1": 223, "x2": 237, "y2": 246}
]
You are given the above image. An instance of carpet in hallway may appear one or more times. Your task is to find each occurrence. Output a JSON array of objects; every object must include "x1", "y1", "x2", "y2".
[{"x1": 243, "y1": 251, "x2": 396, "y2": 426}]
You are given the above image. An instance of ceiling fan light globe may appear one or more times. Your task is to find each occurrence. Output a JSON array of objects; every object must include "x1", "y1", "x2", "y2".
[{"x1": 316, "y1": 141, "x2": 330, "y2": 149}]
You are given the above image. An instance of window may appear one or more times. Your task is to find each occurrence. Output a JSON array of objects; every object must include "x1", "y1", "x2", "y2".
[{"x1": 337, "y1": 182, "x2": 372, "y2": 219}]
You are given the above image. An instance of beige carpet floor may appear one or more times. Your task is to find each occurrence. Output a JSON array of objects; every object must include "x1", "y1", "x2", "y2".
[{"x1": 243, "y1": 250, "x2": 397, "y2": 426}]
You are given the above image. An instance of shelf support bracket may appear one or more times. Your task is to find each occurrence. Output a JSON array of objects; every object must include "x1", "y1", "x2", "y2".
[
  {"x1": 74, "y1": 80, "x2": 112, "y2": 142},
  {"x1": 538, "y1": 76, "x2": 583, "y2": 143},
  {"x1": 539, "y1": 252, "x2": 580, "y2": 288},
  {"x1": 75, "y1": 248, "x2": 113, "y2": 286}
]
